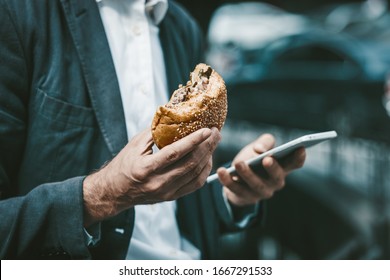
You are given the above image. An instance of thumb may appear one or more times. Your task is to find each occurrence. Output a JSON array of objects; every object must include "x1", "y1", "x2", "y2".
[{"x1": 253, "y1": 134, "x2": 275, "y2": 154}]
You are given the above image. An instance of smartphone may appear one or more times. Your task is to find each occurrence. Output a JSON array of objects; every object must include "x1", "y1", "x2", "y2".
[{"x1": 206, "y1": 130, "x2": 337, "y2": 184}]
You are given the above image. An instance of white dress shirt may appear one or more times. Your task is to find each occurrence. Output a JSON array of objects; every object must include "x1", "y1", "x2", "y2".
[{"x1": 97, "y1": 0, "x2": 201, "y2": 259}]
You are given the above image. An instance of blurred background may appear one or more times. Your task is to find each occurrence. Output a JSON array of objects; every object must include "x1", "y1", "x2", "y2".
[{"x1": 178, "y1": 0, "x2": 390, "y2": 259}]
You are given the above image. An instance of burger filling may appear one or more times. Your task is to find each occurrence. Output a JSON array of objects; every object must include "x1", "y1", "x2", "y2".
[{"x1": 169, "y1": 66, "x2": 212, "y2": 106}]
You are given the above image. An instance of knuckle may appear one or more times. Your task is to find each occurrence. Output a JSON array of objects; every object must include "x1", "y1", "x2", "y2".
[
  {"x1": 204, "y1": 137, "x2": 217, "y2": 153},
  {"x1": 190, "y1": 136, "x2": 200, "y2": 147},
  {"x1": 183, "y1": 159, "x2": 196, "y2": 173},
  {"x1": 141, "y1": 161, "x2": 155, "y2": 174},
  {"x1": 132, "y1": 168, "x2": 148, "y2": 182},
  {"x1": 206, "y1": 139, "x2": 213, "y2": 151},
  {"x1": 146, "y1": 159, "x2": 159, "y2": 173},
  {"x1": 193, "y1": 164, "x2": 203, "y2": 177},
  {"x1": 208, "y1": 136, "x2": 217, "y2": 150},
  {"x1": 166, "y1": 149, "x2": 179, "y2": 162},
  {"x1": 132, "y1": 161, "x2": 156, "y2": 182}
]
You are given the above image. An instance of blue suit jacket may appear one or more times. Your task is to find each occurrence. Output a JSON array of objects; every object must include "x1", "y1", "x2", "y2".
[{"x1": 0, "y1": 0, "x2": 242, "y2": 259}]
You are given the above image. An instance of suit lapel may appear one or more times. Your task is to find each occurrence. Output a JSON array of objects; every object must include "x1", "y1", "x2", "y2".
[{"x1": 60, "y1": 0, "x2": 127, "y2": 156}]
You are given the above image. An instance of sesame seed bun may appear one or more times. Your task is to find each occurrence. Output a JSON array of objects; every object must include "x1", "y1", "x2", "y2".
[{"x1": 151, "y1": 63, "x2": 227, "y2": 149}]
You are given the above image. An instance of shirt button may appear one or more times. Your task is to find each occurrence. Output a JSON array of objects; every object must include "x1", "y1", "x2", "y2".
[{"x1": 132, "y1": 25, "x2": 141, "y2": 36}]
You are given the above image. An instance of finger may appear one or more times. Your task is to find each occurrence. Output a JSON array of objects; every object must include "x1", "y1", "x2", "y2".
[
  {"x1": 278, "y1": 147, "x2": 306, "y2": 173},
  {"x1": 232, "y1": 133, "x2": 275, "y2": 166},
  {"x1": 253, "y1": 134, "x2": 275, "y2": 154},
  {"x1": 234, "y1": 161, "x2": 271, "y2": 193},
  {"x1": 150, "y1": 127, "x2": 215, "y2": 171},
  {"x1": 262, "y1": 157, "x2": 286, "y2": 190},
  {"x1": 171, "y1": 158, "x2": 213, "y2": 199},
  {"x1": 216, "y1": 167, "x2": 256, "y2": 199},
  {"x1": 159, "y1": 128, "x2": 221, "y2": 184},
  {"x1": 162, "y1": 148, "x2": 213, "y2": 191},
  {"x1": 230, "y1": 159, "x2": 284, "y2": 200}
]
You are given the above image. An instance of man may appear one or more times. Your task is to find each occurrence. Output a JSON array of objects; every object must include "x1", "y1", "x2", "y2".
[{"x1": 0, "y1": 0, "x2": 305, "y2": 259}]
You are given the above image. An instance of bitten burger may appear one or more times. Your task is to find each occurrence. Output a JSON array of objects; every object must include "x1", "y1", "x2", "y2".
[{"x1": 151, "y1": 63, "x2": 227, "y2": 149}]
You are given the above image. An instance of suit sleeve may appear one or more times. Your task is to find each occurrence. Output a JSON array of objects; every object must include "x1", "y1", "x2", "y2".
[
  {"x1": 0, "y1": 0, "x2": 90, "y2": 259},
  {"x1": 0, "y1": 178, "x2": 91, "y2": 259}
]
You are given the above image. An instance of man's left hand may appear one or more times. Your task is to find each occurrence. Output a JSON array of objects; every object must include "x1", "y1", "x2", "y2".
[{"x1": 216, "y1": 134, "x2": 306, "y2": 206}]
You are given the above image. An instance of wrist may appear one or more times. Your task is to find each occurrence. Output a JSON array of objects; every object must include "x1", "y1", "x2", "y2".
[{"x1": 82, "y1": 171, "x2": 118, "y2": 227}]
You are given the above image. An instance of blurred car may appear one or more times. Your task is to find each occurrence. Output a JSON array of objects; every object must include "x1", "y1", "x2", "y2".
[
  {"x1": 206, "y1": 1, "x2": 390, "y2": 83},
  {"x1": 206, "y1": 2, "x2": 311, "y2": 82}
]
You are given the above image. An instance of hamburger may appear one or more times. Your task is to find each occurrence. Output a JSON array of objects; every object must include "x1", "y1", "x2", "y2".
[{"x1": 151, "y1": 63, "x2": 227, "y2": 149}]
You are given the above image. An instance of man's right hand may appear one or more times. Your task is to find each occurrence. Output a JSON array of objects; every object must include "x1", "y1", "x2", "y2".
[{"x1": 82, "y1": 127, "x2": 221, "y2": 227}]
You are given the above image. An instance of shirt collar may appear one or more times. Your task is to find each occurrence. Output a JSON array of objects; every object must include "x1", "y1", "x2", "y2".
[
  {"x1": 145, "y1": 0, "x2": 168, "y2": 25},
  {"x1": 96, "y1": 0, "x2": 168, "y2": 25}
]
